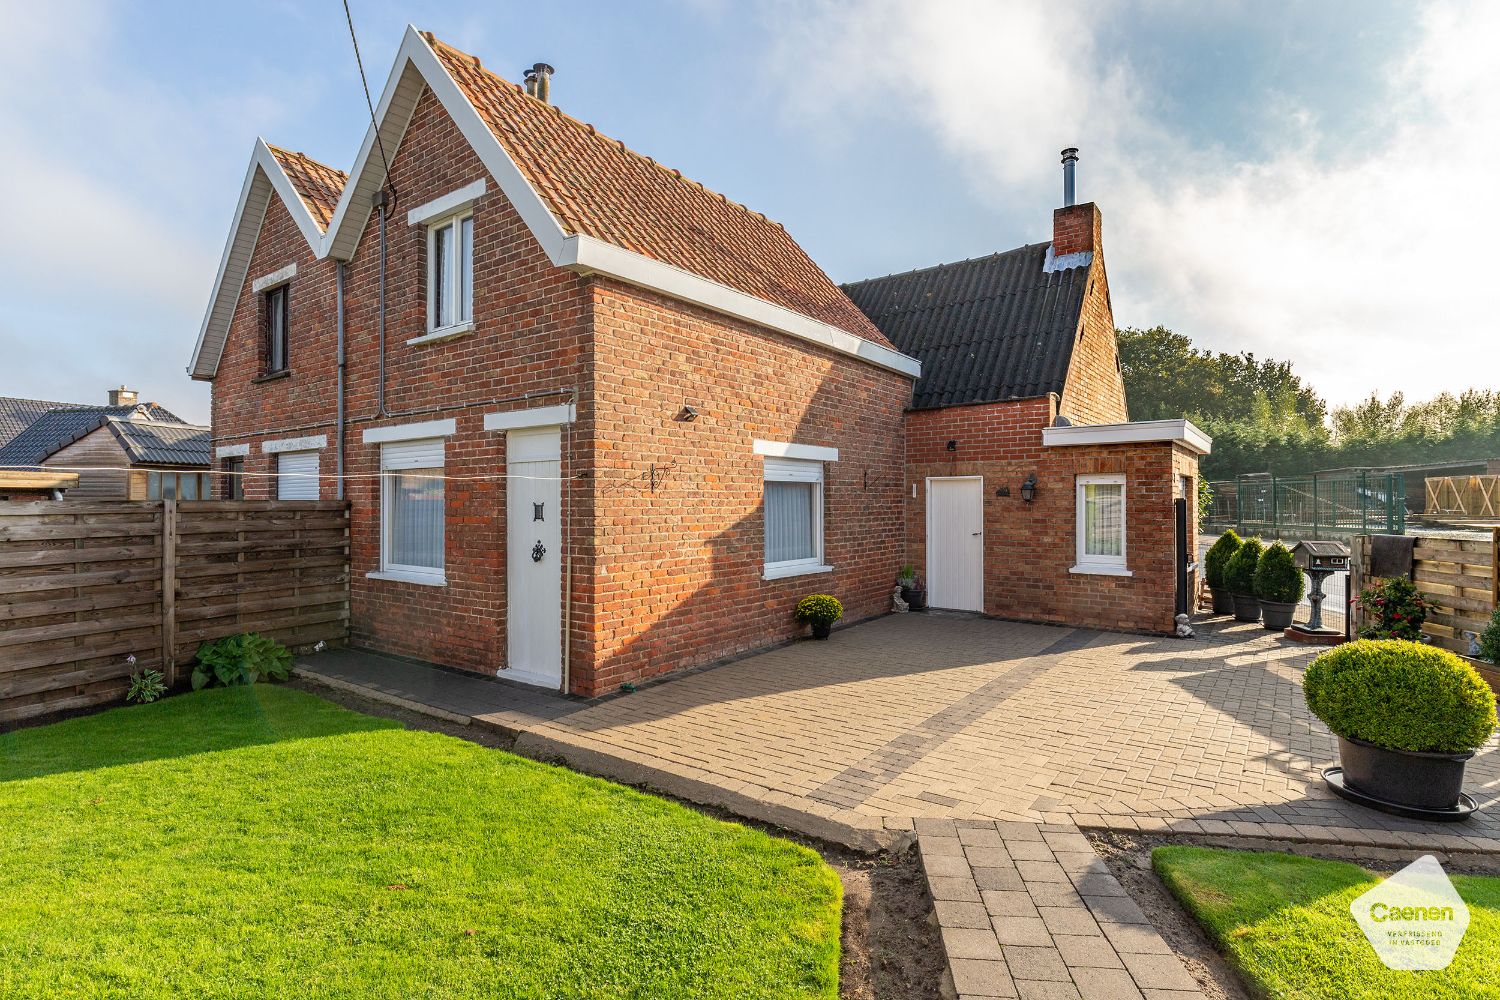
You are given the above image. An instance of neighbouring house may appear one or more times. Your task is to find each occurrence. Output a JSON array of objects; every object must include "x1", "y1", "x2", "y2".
[
  {"x1": 0, "y1": 387, "x2": 212, "y2": 501},
  {"x1": 190, "y1": 28, "x2": 1208, "y2": 698}
]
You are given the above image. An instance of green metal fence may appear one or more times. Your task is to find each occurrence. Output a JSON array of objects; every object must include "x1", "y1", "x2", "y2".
[{"x1": 1205, "y1": 473, "x2": 1406, "y2": 537}]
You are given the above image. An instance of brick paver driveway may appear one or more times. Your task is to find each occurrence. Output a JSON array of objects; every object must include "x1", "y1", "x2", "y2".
[{"x1": 516, "y1": 613, "x2": 1500, "y2": 847}]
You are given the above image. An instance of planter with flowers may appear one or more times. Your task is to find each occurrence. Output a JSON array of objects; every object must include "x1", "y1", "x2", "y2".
[
  {"x1": 1222, "y1": 536, "x2": 1265, "y2": 623},
  {"x1": 1305, "y1": 639, "x2": 1496, "y2": 819},
  {"x1": 796, "y1": 594, "x2": 843, "y2": 640},
  {"x1": 1357, "y1": 576, "x2": 1429, "y2": 642}
]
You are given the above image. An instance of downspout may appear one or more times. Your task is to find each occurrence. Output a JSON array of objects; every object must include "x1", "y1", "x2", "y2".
[
  {"x1": 374, "y1": 189, "x2": 389, "y2": 417},
  {"x1": 335, "y1": 261, "x2": 347, "y2": 500}
]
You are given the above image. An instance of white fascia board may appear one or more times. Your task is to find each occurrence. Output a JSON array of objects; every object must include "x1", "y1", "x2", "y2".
[
  {"x1": 559, "y1": 235, "x2": 922, "y2": 379},
  {"x1": 251, "y1": 263, "x2": 297, "y2": 293},
  {"x1": 483, "y1": 403, "x2": 576, "y2": 431},
  {"x1": 214, "y1": 443, "x2": 250, "y2": 459},
  {"x1": 188, "y1": 140, "x2": 324, "y2": 381},
  {"x1": 361, "y1": 418, "x2": 457, "y2": 443},
  {"x1": 262, "y1": 434, "x2": 328, "y2": 454},
  {"x1": 406, "y1": 179, "x2": 487, "y2": 226},
  {"x1": 753, "y1": 439, "x2": 839, "y2": 462},
  {"x1": 1042, "y1": 418, "x2": 1213, "y2": 455}
]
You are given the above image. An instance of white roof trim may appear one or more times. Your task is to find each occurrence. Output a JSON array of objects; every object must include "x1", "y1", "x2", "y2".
[
  {"x1": 251, "y1": 262, "x2": 297, "y2": 294},
  {"x1": 406, "y1": 179, "x2": 486, "y2": 226},
  {"x1": 362, "y1": 418, "x2": 457, "y2": 443},
  {"x1": 753, "y1": 439, "x2": 839, "y2": 463},
  {"x1": 262, "y1": 434, "x2": 328, "y2": 454},
  {"x1": 1042, "y1": 418, "x2": 1213, "y2": 455},
  {"x1": 483, "y1": 403, "x2": 575, "y2": 431},
  {"x1": 189, "y1": 25, "x2": 921, "y2": 384}
]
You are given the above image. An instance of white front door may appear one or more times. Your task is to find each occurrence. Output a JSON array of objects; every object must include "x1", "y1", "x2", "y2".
[
  {"x1": 506, "y1": 427, "x2": 563, "y2": 688},
  {"x1": 926, "y1": 477, "x2": 984, "y2": 612}
]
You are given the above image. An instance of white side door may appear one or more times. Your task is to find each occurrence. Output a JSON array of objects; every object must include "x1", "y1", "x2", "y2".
[
  {"x1": 926, "y1": 477, "x2": 984, "y2": 612},
  {"x1": 506, "y1": 427, "x2": 563, "y2": 688}
]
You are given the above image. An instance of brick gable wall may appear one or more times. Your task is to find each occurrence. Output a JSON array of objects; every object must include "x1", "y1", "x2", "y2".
[
  {"x1": 1057, "y1": 256, "x2": 1129, "y2": 426},
  {"x1": 905, "y1": 397, "x2": 1193, "y2": 634}
]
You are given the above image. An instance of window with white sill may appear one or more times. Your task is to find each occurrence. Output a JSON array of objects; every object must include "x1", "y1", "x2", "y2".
[
  {"x1": 426, "y1": 211, "x2": 473, "y2": 334},
  {"x1": 763, "y1": 457, "x2": 826, "y2": 578},
  {"x1": 380, "y1": 439, "x2": 445, "y2": 583},
  {"x1": 1073, "y1": 473, "x2": 1128, "y2": 574}
]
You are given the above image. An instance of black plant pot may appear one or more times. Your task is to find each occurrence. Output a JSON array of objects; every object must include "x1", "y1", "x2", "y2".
[
  {"x1": 810, "y1": 622, "x2": 833, "y2": 640},
  {"x1": 1260, "y1": 599, "x2": 1296, "y2": 630},
  {"x1": 1210, "y1": 587, "x2": 1235, "y2": 615},
  {"x1": 1337, "y1": 735, "x2": 1473, "y2": 811},
  {"x1": 1231, "y1": 592, "x2": 1260, "y2": 623},
  {"x1": 905, "y1": 588, "x2": 927, "y2": 611}
]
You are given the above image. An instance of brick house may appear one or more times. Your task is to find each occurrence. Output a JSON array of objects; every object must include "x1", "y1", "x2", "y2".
[{"x1": 190, "y1": 28, "x2": 1207, "y2": 697}]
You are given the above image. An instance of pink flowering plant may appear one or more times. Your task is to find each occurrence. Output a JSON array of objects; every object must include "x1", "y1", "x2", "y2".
[{"x1": 1357, "y1": 576, "x2": 1428, "y2": 641}]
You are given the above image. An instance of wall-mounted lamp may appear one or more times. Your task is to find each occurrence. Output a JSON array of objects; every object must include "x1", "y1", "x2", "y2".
[
  {"x1": 1020, "y1": 473, "x2": 1038, "y2": 503},
  {"x1": 674, "y1": 405, "x2": 699, "y2": 422},
  {"x1": 945, "y1": 440, "x2": 957, "y2": 452}
]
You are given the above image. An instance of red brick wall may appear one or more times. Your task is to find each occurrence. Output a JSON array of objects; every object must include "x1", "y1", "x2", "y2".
[
  {"x1": 1057, "y1": 257, "x2": 1128, "y2": 425},
  {"x1": 583, "y1": 278, "x2": 909, "y2": 694},
  {"x1": 905, "y1": 397, "x2": 1193, "y2": 634}
]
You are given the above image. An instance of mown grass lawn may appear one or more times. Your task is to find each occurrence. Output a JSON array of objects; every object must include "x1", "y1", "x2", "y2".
[
  {"x1": 0, "y1": 686, "x2": 841, "y2": 999},
  {"x1": 1155, "y1": 845, "x2": 1500, "y2": 999}
]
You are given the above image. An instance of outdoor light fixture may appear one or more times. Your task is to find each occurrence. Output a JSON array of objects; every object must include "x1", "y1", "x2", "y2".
[
  {"x1": 946, "y1": 440, "x2": 957, "y2": 451},
  {"x1": 1020, "y1": 473, "x2": 1038, "y2": 503}
]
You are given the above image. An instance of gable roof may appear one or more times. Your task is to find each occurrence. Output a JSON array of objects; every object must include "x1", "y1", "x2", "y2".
[
  {"x1": 189, "y1": 26, "x2": 919, "y2": 383},
  {"x1": 842, "y1": 243, "x2": 1091, "y2": 411},
  {"x1": 0, "y1": 396, "x2": 74, "y2": 449},
  {"x1": 267, "y1": 145, "x2": 348, "y2": 229},
  {"x1": 0, "y1": 405, "x2": 187, "y2": 469}
]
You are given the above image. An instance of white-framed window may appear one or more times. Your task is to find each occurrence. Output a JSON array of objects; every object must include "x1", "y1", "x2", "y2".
[
  {"x1": 1072, "y1": 473, "x2": 1130, "y2": 575},
  {"x1": 275, "y1": 450, "x2": 320, "y2": 500},
  {"x1": 379, "y1": 439, "x2": 446, "y2": 585},
  {"x1": 762, "y1": 457, "x2": 830, "y2": 580},
  {"x1": 426, "y1": 211, "x2": 473, "y2": 334}
]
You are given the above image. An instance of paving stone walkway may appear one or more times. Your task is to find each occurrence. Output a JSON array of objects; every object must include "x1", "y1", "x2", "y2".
[{"x1": 919, "y1": 817, "x2": 1204, "y2": 1000}]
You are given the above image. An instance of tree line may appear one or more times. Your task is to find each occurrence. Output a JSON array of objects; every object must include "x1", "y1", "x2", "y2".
[{"x1": 1117, "y1": 326, "x2": 1500, "y2": 481}]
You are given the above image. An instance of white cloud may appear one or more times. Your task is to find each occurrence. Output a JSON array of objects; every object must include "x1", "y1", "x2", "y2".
[{"x1": 763, "y1": 0, "x2": 1500, "y2": 408}]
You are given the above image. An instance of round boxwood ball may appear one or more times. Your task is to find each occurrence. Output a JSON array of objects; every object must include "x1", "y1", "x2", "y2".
[{"x1": 1303, "y1": 640, "x2": 1497, "y2": 753}]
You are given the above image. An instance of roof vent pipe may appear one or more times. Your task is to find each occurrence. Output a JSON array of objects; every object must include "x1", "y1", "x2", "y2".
[
  {"x1": 524, "y1": 63, "x2": 554, "y2": 103},
  {"x1": 1061, "y1": 147, "x2": 1079, "y2": 207}
]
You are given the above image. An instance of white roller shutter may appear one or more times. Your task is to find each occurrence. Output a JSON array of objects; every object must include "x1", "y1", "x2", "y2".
[
  {"x1": 276, "y1": 451, "x2": 320, "y2": 500},
  {"x1": 381, "y1": 439, "x2": 444, "y2": 470}
]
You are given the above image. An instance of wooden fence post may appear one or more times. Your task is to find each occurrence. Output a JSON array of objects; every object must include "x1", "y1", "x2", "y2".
[
  {"x1": 1492, "y1": 526, "x2": 1499, "y2": 611},
  {"x1": 162, "y1": 498, "x2": 178, "y2": 687}
]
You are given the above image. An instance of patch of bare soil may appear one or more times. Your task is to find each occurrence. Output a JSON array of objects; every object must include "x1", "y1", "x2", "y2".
[
  {"x1": 1088, "y1": 830, "x2": 1250, "y2": 1000},
  {"x1": 289, "y1": 678, "x2": 943, "y2": 999}
]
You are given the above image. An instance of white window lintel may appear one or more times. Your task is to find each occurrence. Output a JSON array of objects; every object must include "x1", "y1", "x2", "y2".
[
  {"x1": 407, "y1": 179, "x2": 487, "y2": 227},
  {"x1": 251, "y1": 263, "x2": 296, "y2": 294},
  {"x1": 752, "y1": 439, "x2": 838, "y2": 463},
  {"x1": 362, "y1": 419, "x2": 457, "y2": 444},
  {"x1": 262, "y1": 434, "x2": 327, "y2": 454},
  {"x1": 214, "y1": 443, "x2": 250, "y2": 459},
  {"x1": 483, "y1": 403, "x2": 576, "y2": 432}
]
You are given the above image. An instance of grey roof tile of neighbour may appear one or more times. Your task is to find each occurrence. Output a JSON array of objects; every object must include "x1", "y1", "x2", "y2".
[
  {"x1": 107, "y1": 420, "x2": 212, "y2": 467},
  {"x1": 0, "y1": 403, "x2": 189, "y2": 468},
  {"x1": 842, "y1": 243, "x2": 1090, "y2": 410}
]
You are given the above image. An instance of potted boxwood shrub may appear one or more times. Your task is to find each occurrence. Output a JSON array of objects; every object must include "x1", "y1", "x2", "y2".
[
  {"x1": 796, "y1": 594, "x2": 844, "y2": 640},
  {"x1": 1304, "y1": 639, "x2": 1496, "y2": 816},
  {"x1": 1222, "y1": 536, "x2": 1264, "y2": 623},
  {"x1": 1253, "y1": 541, "x2": 1305, "y2": 630},
  {"x1": 1357, "y1": 576, "x2": 1428, "y2": 642},
  {"x1": 1203, "y1": 530, "x2": 1243, "y2": 615}
]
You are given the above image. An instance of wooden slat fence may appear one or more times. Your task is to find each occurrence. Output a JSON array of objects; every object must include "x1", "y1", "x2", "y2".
[
  {"x1": 1, "y1": 500, "x2": 349, "y2": 723},
  {"x1": 1351, "y1": 530, "x2": 1500, "y2": 655}
]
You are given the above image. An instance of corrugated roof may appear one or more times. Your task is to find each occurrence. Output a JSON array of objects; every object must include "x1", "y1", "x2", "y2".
[
  {"x1": 267, "y1": 145, "x2": 347, "y2": 229},
  {"x1": 0, "y1": 396, "x2": 74, "y2": 449},
  {"x1": 426, "y1": 35, "x2": 892, "y2": 349},
  {"x1": 0, "y1": 404, "x2": 187, "y2": 468},
  {"x1": 107, "y1": 420, "x2": 211, "y2": 467},
  {"x1": 842, "y1": 244, "x2": 1089, "y2": 410}
]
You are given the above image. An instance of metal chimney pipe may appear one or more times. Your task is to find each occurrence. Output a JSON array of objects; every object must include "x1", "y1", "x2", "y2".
[
  {"x1": 1061, "y1": 147, "x2": 1079, "y2": 207},
  {"x1": 532, "y1": 63, "x2": 554, "y2": 103}
]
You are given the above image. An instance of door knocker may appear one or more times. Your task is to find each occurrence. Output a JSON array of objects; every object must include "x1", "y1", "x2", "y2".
[
  {"x1": 531, "y1": 540, "x2": 546, "y2": 562},
  {"x1": 533, "y1": 502, "x2": 545, "y2": 522}
]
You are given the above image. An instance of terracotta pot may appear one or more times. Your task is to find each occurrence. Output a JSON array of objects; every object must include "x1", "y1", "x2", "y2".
[{"x1": 1231, "y1": 593, "x2": 1261, "y2": 623}]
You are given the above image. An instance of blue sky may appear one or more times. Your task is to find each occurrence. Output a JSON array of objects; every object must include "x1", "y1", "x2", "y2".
[{"x1": 1, "y1": 0, "x2": 1493, "y2": 425}]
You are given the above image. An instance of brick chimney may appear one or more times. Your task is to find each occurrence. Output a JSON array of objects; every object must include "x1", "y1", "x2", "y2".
[
  {"x1": 107, "y1": 385, "x2": 138, "y2": 407},
  {"x1": 1052, "y1": 147, "x2": 1101, "y2": 257}
]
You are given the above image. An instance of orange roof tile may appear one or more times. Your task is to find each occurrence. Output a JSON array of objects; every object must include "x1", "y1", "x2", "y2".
[
  {"x1": 425, "y1": 35, "x2": 893, "y2": 349},
  {"x1": 267, "y1": 145, "x2": 348, "y2": 230}
]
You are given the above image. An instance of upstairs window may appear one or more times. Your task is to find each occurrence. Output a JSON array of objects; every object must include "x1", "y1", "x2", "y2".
[
  {"x1": 427, "y1": 212, "x2": 473, "y2": 333},
  {"x1": 264, "y1": 283, "x2": 290, "y2": 373}
]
